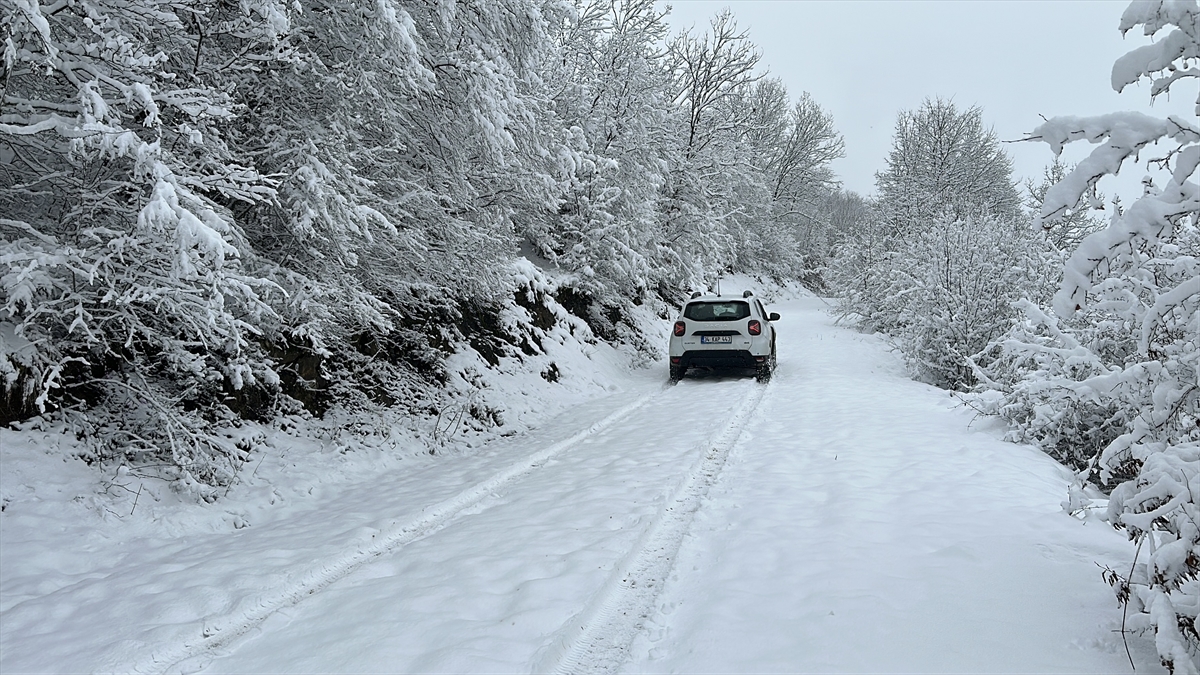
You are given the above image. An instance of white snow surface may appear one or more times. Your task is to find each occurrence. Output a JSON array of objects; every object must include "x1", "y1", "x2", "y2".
[{"x1": 1, "y1": 293, "x2": 1161, "y2": 673}]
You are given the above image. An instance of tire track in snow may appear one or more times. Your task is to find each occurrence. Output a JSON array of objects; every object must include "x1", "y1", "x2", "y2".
[
  {"x1": 536, "y1": 379, "x2": 769, "y2": 675},
  {"x1": 120, "y1": 389, "x2": 664, "y2": 675}
]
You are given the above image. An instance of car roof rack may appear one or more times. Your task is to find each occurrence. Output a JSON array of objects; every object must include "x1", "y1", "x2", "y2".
[
  {"x1": 690, "y1": 291, "x2": 702, "y2": 299},
  {"x1": 742, "y1": 290, "x2": 753, "y2": 298}
]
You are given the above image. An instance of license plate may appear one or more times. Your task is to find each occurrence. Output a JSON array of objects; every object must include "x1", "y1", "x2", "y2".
[{"x1": 700, "y1": 336, "x2": 733, "y2": 344}]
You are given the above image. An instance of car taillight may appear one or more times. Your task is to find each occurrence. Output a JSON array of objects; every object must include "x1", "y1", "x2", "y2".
[
  {"x1": 747, "y1": 320, "x2": 762, "y2": 336},
  {"x1": 673, "y1": 321, "x2": 686, "y2": 337}
]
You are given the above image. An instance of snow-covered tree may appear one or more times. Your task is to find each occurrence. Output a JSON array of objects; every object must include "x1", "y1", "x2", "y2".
[
  {"x1": 876, "y1": 98, "x2": 1021, "y2": 236},
  {"x1": 0, "y1": 0, "x2": 580, "y2": 486},
  {"x1": 824, "y1": 191, "x2": 884, "y2": 296},
  {"x1": 887, "y1": 215, "x2": 1054, "y2": 388},
  {"x1": 833, "y1": 98, "x2": 1055, "y2": 389},
  {"x1": 528, "y1": 0, "x2": 675, "y2": 330},
  {"x1": 210, "y1": 0, "x2": 579, "y2": 417},
  {"x1": 1, "y1": 0, "x2": 294, "y2": 490},
  {"x1": 733, "y1": 81, "x2": 844, "y2": 280},
  {"x1": 1, "y1": 0, "x2": 847, "y2": 492},
  {"x1": 657, "y1": 14, "x2": 844, "y2": 288},
  {"x1": 660, "y1": 10, "x2": 762, "y2": 285},
  {"x1": 823, "y1": 191, "x2": 878, "y2": 259},
  {"x1": 973, "y1": 3, "x2": 1200, "y2": 670}
]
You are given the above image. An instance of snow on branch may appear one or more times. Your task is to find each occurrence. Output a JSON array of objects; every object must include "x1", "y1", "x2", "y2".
[{"x1": 1031, "y1": 113, "x2": 1168, "y2": 226}]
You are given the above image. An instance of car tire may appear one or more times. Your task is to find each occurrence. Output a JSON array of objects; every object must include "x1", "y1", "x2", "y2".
[
  {"x1": 756, "y1": 347, "x2": 776, "y2": 383},
  {"x1": 670, "y1": 363, "x2": 686, "y2": 381}
]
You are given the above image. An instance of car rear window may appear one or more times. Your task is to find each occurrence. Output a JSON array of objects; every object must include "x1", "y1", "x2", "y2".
[{"x1": 684, "y1": 301, "x2": 751, "y2": 322}]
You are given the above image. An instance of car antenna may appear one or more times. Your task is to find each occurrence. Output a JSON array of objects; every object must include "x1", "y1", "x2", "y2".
[{"x1": 716, "y1": 270, "x2": 722, "y2": 297}]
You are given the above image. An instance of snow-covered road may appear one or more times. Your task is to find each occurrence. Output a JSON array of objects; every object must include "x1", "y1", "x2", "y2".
[
  {"x1": 0, "y1": 296, "x2": 1159, "y2": 673},
  {"x1": 190, "y1": 377, "x2": 764, "y2": 674},
  {"x1": 626, "y1": 297, "x2": 1152, "y2": 673}
]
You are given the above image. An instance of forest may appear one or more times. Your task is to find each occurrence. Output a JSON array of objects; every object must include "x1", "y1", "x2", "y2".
[{"x1": 4, "y1": 0, "x2": 1200, "y2": 671}]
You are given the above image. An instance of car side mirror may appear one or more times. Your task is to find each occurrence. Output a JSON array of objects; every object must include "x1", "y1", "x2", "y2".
[{"x1": 768, "y1": 312, "x2": 780, "y2": 321}]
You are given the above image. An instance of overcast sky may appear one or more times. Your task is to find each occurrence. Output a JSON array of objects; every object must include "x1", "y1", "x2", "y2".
[{"x1": 659, "y1": 0, "x2": 1194, "y2": 202}]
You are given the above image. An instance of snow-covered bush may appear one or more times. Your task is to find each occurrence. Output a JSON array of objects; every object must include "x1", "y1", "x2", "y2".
[
  {"x1": 970, "y1": 301, "x2": 1128, "y2": 479},
  {"x1": 973, "y1": 2, "x2": 1200, "y2": 670},
  {"x1": 833, "y1": 99, "x2": 1046, "y2": 388},
  {"x1": 891, "y1": 215, "x2": 1055, "y2": 388},
  {"x1": 843, "y1": 212, "x2": 1053, "y2": 389}
]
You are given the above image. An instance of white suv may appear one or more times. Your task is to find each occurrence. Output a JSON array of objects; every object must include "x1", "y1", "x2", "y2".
[{"x1": 669, "y1": 291, "x2": 779, "y2": 382}]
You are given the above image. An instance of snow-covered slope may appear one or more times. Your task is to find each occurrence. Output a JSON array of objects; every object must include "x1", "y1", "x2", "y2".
[{"x1": 0, "y1": 294, "x2": 1156, "y2": 673}]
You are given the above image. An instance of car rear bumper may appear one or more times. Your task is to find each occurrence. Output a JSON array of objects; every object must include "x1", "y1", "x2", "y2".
[{"x1": 674, "y1": 349, "x2": 762, "y2": 369}]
